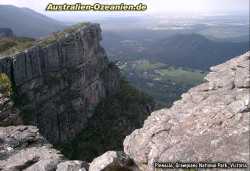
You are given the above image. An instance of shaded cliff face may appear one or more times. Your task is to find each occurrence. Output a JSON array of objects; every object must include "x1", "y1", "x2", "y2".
[
  {"x1": 0, "y1": 52, "x2": 249, "y2": 171},
  {"x1": 0, "y1": 23, "x2": 120, "y2": 143},
  {"x1": 124, "y1": 52, "x2": 250, "y2": 170},
  {"x1": 58, "y1": 80, "x2": 154, "y2": 162}
]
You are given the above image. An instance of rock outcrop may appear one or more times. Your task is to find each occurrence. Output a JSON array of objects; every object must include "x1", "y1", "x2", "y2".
[
  {"x1": 0, "y1": 23, "x2": 120, "y2": 143},
  {"x1": 0, "y1": 22, "x2": 249, "y2": 171},
  {"x1": 89, "y1": 151, "x2": 136, "y2": 171},
  {"x1": 0, "y1": 90, "x2": 22, "y2": 126},
  {"x1": 124, "y1": 52, "x2": 250, "y2": 170},
  {"x1": 0, "y1": 125, "x2": 89, "y2": 171}
]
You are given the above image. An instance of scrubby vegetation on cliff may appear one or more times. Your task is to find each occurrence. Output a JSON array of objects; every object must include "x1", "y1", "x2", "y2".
[
  {"x1": 37, "y1": 22, "x2": 88, "y2": 47},
  {"x1": 0, "y1": 73, "x2": 12, "y2": 96},
  {"x1": 0, "y1": 37, "x2": 35, "y2": 56},
  {"x1": 0, "y1": 22, "x2": 88, "y2": 56},
  {"x1": 57, "y1": 79, "x2": 154, "y2": 161}
]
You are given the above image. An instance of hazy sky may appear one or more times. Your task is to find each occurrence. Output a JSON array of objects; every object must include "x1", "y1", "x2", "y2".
[{"x1": 0, "y1": 0, "x2": 249, "y2": 21}]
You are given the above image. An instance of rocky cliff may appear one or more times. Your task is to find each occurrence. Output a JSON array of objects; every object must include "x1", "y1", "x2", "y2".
[
  {"x1": 0, "y1": 23, "x2": 120, "y2": 143},
  {"x1": 1, "y1": 52, "x2": 249, "y2": 171},
  {"x1": 0, "y1": 22, "x2": 249, "y2": 171},
  {"x1": 124, "y1": 51, "x2": 250, "y2": 170}
]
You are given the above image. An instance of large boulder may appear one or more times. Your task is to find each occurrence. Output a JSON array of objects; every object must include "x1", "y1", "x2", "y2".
[
  {"x1": 124, "y1": 52, "x2": 250, "y2": 170},
  {"x1": 0, "y1": 126, "x2": 62, "y2": 170},
  {"x1": 0, "y1": 126, "x2": 89, "y2": 171},
  {"x1": 56, "y1": 160, "x2": 89, "y2": 171},
  {"x1": 89, "y1": 151, "x2": 138, "y2": 171}
]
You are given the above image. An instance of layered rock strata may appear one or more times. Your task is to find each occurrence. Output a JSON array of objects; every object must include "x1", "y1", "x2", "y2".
[
  {"x1": 0, "y1": 23, "x2": 120, "y2": 143},
  {"x1": 124, "y1": 52, "x2": 250, "y2": 171}
]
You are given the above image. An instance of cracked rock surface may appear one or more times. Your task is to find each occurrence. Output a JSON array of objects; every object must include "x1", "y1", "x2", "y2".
[
  {"x1": 0, "y1": 126, "x2": 61, "y2": 170},
  {"x1": 0, "y1": 126, "x2": 88, "y2": 171},
  {"x1": 0, "y1": 92, "x2": 22, "y2": 126},
  {"x1": 89, "y1": 151, "x2": 138, "y2": 171},
  {"x1": 0, "y1": 48, "x2": 249, "y2": 170},
  {"x1": 0, "y1": 23, "x2": 120, "y2": 144},
  {"x1": 124, "y1": 52, "x2": 250, "y2": 171}
]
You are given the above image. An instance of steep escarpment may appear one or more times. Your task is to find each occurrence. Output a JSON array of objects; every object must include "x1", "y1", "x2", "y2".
[
  {"x1": 1, "y1": 52, "x2": 248, "y2": 171},
  {"x1": 59, "y1": 79, "x2": 154, "y2": 161},
  {"x1": 124, "y1": 52, "x2": 250, "y2": 170},
  {"x1": 1, "y1": 22, "x2": 249, "y2": 171},
  {"x1": 0, "y1": 23, "x2": 120, "y2": 144},
  {"x1": 0, "y1": 23, "x2": 155, "y2": 168},
  {"x1": 0, "y1": 82, "x2": 150, "y2": 170}
]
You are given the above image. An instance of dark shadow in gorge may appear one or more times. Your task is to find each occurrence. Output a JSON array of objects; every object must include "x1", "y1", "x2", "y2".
[{"x1": 56, "y1": 79, "x2": 155, "y2": 162}]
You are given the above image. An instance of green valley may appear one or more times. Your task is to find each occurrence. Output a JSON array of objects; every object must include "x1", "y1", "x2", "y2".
[{"x1": 118, "y1": 59, "x2": 206, "y2": 108}]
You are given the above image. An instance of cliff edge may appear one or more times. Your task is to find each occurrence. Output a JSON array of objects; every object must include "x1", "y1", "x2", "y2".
[
  {"x1": 124, "y1": 51, "x2": 250, "y2": 170},
  {"x1": 1, "y1": 52, "x2": 247, "y2": 171},
  {"x1": 0, "y1": 23, "x2": 120, "y2": 144},
  {"x1": 0, "y1": 23, "x2": 249, "y2": 170}
]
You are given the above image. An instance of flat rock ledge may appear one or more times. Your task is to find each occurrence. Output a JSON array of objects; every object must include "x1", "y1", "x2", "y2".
[
  {"x1": 124, "y1": 51, "x2": 250, "y2": 171},
  {"x1": 0, "y1": 126, "x2": 89, "y2": 171}
]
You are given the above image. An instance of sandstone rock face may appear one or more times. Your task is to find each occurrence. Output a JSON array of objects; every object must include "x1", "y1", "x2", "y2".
[
  {"x1": 0, "y1": 91, "x2": 23, "y2": 126},
  {"x1": 0, "y1": 126, "x2": 61, "y2": 170},
  {"x1": 56, "y1": 160, "x2": 89, "y2": 171},
  {"x1": 124, "y1": 52, "x2": 250, "y2": 170},
  {"x1": 89, "y1": 151, "x2": 137, "y2": 171},
  {"x1": 0, "y1": 23, "x2": 249, "y2": 171},
  {"x1": 0, "y1": 126, "x2": 88, "y2": 171},
  {"x1": 0, "y1": 23, "x2": 120, "y2": 143}
]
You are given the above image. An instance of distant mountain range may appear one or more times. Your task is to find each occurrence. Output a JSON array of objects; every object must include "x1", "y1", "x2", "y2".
[
  {"x1": 104, "y1": 32, "x2": 249, "y2": 70},
  {"x1": 148, "y1": 34, "x2": 249, "y2": 70},
  {"x1": 0, "y1": 5, "x2": 248, "y2": 70},
  {"x1": 0, "y1": 5, "x2": 65, "y2": 38}
]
